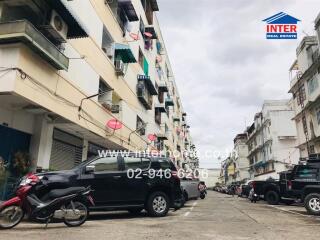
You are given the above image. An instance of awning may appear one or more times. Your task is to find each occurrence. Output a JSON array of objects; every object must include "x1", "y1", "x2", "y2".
[
  {"x1": 138, "y1": 75, "x2": 158, "y2": 95},
  {"x1": 173, "y1": 116, "x2": 180, "y2": 122},
  {"x1": 115, "y1": 43, "x2": 136, "y2": 63},
  {"x1": 157, "y1": 133, "x2": 168, "y2": 140},
  {"x1": 118, "y1": 0, "x2": 139, "y2": 22},
  {"x1": 150, "y1": 0, "x2": 159, "y2": 11},
  {"x1": 155, "y1": 104, "x2": 167, "y2": 113},
  {"x1": 145, "y1": 26, "x2": 158, "y2": 39},
  {"x1": 158, "y1": 81, "x2": 168, "y2": 92},
  {"x1": 46, "y1": 0, "x2": 89, "y2": 39},
  {"x1": 165, "y1": 98, "x2": 174, "y2": 107}
]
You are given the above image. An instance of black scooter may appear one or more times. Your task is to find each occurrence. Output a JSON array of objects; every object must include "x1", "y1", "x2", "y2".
[{"x1": 0, "y1": 173, "x2": 94, "y2": 229}]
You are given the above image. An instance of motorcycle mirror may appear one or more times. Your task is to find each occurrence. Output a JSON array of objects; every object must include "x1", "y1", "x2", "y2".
[{"x1": 85, "y1": 165, "x2": 95, "y2": 174}]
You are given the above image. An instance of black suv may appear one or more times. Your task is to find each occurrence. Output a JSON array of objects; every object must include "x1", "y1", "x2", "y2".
[{"x1": 37, "y1": 154, "x2": 182, "y2": 217}]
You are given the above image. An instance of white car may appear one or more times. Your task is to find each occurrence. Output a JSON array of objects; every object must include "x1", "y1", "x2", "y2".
[{"x1": 180, "y1": 177, "x2": 200, "y2": 201}]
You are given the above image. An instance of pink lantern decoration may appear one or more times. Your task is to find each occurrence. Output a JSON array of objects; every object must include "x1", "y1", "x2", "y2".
[
  {"x1": 144, "y1": 32, "x2": 153, "y2": 38},
  {"x1": 107, "y1": 119, "x2": 123, "y2": 130},
  {"x1": 129, "y1": 32, "x2": 139, "y2": 41},
  {"x1": 156, "y1": 55, "x2": 162, "y2": 62},
  {"x1": 148, "y1": 134, "x2": 157, "y2": 141}
]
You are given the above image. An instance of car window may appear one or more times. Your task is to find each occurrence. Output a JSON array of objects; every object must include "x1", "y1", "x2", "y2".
[
  {"x1": 124, "y1": 157, "x2": 150, "y2": 170},
  {"x1": 295, "y1": 166, "x2": 318, "y2": 180},
  {"x1": 88, "y1": 157, "x2": 119, "y2": 172},
  {"x1": 152, "y1": 159, "x2": 175, "y2": 170}
]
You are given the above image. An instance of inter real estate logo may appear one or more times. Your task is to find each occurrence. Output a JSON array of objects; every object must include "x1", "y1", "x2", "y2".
[{"x1": 262, "y1": 12, "x2": 300, "y2": 39}]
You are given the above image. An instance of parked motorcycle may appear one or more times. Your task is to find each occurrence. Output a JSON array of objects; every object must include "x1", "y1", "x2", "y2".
[
  {"x1": 199, "y1": 181, "x2": 207, "y2": 199},
  {"x1": 0, "y1": 173, "x2": 94, "y2": 229},
  {"x1": 248, "y1": 188, "x2": 259, "y2": 203}
]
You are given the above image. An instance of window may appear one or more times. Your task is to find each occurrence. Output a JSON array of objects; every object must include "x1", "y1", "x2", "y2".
[
  {"x1": 101, "y1": 26, "x2": 114, "y2": 60},
  {"x1": 98, "y1": 79, "x2": 113, "y2": 110},
  {"x1": 151, "y1": 159, "x2": 174, "y2": 170},
  {"x1": 316, "y1": 108, "x2": 320, "y2": 125},
  {"x1": 140, "y1": 0, "x2": 154, "y2": 24},
  {"x1": 308, "y1": 77, "x2": 318, "y2": 94},
  {"x1": 136, "y1": 116, "x2": 145, "y2": 136},
  {"x1": 297, "y1": 85, "x2": 306, "y2": 106},
  {"x1": 302, "y1": 116, "x2": 308, "y2": 133},
  {"x1": 138, "y1": 48, "x2": 149, "y2": 75},
  {"x1": 295, "y1": 166, "x2": 318, "y2": 180},
  {"x1": 88, "y1": 157, "x2": 119, "y2": 172},
  {"x1": 124, "y1": 157, "x2": 150, "y2": 170},
  {"x1": 309, "y1": 145, "x2": 315, "y2": 154},
  {"x1": 155, "y1": 108, "x2": 161, "y2": 125},
  {"x1": 158, "y1": 91, "x2": 164, "y2": 103}
]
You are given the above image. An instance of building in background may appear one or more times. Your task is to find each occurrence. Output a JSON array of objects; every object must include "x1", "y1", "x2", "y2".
[
  {"x1": 247, "y1": 100, "x2": 299, "y2": 180},
  {"x1": 288, "y1": 13, "x2": 320, "y2": 158},
  {"x1": 198, "y1": 168, "x2": 220, "y2": 188},
  {"x1": 0, "y1": 0, "x2": 196, "y2": 199},
  {"x1": 232, "y1": 133, "x2": 250, "y2": 182}
]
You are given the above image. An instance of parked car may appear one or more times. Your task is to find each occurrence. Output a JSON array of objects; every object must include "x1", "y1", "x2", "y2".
[
  {"x1": 180, "y1": 177, "x2": 200, "y2": 202},
  {"x1": 37, "y1": 154, "x2": 183, "y2": 217},
  {"x1": 252, "y1": 159, "x2": 320, "y2": 215},
  {"x1": 251, "y1": 171, "x2": 294, "y2": 205}
]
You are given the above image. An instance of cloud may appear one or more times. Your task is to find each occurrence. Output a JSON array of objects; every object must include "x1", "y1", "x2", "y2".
[{"x1": 157, "y1": 0, "x2": 320, "y2": 168}]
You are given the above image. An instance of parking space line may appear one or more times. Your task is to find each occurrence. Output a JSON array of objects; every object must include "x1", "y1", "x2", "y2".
[
  {"x1": 267, "y1": 205, "x2": 320, "y2": 220},
  {"x1": 184, "y1": 211, "x2": 190, "y2": 217}
]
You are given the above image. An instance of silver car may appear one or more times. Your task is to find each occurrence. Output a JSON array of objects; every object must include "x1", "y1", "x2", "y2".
[{"x1": 180, "y1": 177, "x2": 200, "y2": 201}]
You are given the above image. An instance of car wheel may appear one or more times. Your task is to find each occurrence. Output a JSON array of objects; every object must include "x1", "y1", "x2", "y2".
[
  {"x1": 146, "y1": 191, "x2": 170, "y2": 217},
  {"x1": 304, "y1": 193, "x2": 320, "y2": 216},
  {"x1": 128, "y1": 208, "x2": 143, "y2": 215},
  {"x1": 265, "y1": 191, "x2": 280, "y2": 205}
]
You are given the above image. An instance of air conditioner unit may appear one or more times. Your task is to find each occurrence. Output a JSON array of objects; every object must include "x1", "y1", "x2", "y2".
[
  {"x1": 102, "y1": 45, "x2": 114, "y2": 58},
  {"x1": 111, "y1": 104, "x2": 120, "y2": 113},
  {"x1": 115, "y1": 59, "x2": 125, "y2": 76},
  {"x1": 44, "y1": 10, "x2": 68, "y2": 42}
]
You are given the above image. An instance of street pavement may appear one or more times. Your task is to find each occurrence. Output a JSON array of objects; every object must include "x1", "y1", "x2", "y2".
[{"x1": 1, "y1": 191, "x2": 320, "y2": 240}]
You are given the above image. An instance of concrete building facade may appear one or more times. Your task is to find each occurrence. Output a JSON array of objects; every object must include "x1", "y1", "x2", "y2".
[
  {"x1": 246, "y1": 100, "x2": 299, "y2": 180},
  {"x1": 0, "y1": 0, "x2": 196, "y2": 199},
  {"x1": 288, "y1": 14, "x2": 320, "y2": 158}
]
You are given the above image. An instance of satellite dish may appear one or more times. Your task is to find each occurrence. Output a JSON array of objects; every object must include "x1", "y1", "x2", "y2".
[{"x1": 107, "y1": 119, "x2": 123, "y2": 130}]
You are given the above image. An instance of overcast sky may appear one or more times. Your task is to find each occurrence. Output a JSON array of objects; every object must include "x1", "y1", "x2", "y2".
[{"x1": 157, "y1": 0, "x2": 320, "y2": 168}]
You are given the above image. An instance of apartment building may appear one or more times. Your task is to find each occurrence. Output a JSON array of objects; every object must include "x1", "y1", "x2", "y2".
[
  {"x1": 221, "y1": 134, "x2": 250, "y2": 184},
  {"x1": 0, "y1": 0, "x2": 196, "y2": 199},
  {"x1": 246, "y1": 100, "x2": 299, "y2": 180},
  {"x1": 288, "y1": 14, "x2": 320, "y2": 158}
]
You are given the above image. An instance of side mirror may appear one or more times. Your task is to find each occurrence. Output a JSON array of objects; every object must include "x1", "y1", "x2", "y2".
[{"x1": 85, "y1": 165, "x2": 95, "y2": 174}]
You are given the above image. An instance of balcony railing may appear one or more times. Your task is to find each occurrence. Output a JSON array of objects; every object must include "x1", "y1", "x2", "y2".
[{"x1": 0, "y1": 20, "x2": 69, "y2": 70}]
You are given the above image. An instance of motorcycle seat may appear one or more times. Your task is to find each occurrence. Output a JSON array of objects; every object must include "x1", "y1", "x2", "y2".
[{"x1": 42, "y1": 187, "x2": 86, "y2": 201}]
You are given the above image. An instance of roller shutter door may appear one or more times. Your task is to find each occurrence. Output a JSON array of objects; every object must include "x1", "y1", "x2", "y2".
[{"x1": 49, "y1": 129, "x2": 83, "y2": 170}]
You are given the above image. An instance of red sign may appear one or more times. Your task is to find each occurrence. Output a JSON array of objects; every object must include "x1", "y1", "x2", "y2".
[
  {"x1": 148, "y1": 134, "x2": 157, "y2": 141},
  {"x1": 107, "y1": 119, "x2": 123, "y2": 130}
]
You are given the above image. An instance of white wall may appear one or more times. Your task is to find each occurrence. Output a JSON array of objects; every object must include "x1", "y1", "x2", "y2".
[{"x1": 0, "y1": 107, "x2": 34, "y2": 134}]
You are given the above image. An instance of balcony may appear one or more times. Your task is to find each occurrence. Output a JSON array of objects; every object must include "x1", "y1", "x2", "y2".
[
  {"x1": 165, "y1": 97, "x2": 174, "y2": 107},
  {"x1": 155, "y1": 103, "x2": 167, "y2": 113},
  {"x1": 173, "y1": 115, "x2": 180, "y2": 122},
  {"x1": 0, "y1": 21, "x2": 69, "y2": 70},
  {"x1": 158, "y1": 81, "x2": 168, "y2": 92},
  {"x1": 137, "y1": 82, "x2": 153, "y2": 110}
]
